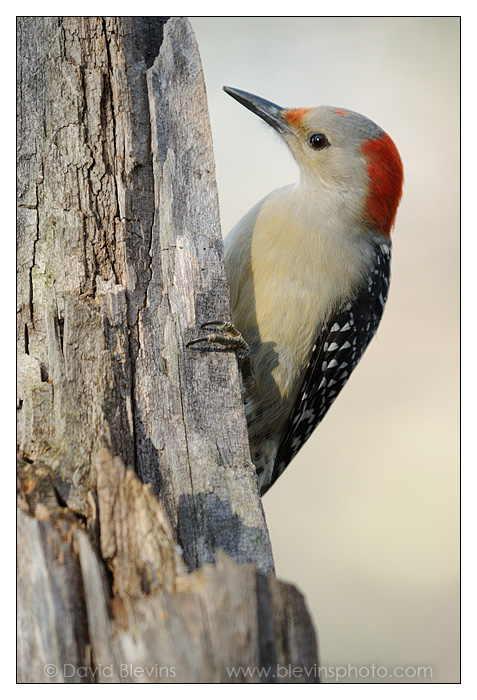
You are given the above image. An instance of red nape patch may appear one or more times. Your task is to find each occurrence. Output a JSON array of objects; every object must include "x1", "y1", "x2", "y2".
[
  {"x1": 360, "y1": 133, "x2": 403, "y2": 238},
  {"x1": 285, "y1": 107, "x2": 310, "y2": 126},
  {"x1": 334, "y1": 109, "x2": 347, "y2": 115}
]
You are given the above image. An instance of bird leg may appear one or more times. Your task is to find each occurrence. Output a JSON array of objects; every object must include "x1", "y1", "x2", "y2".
[
  {"x1": 187, "y1": 321, "x2": 248, "y2": 350},
  {"x1": 187, "y1": 321, "x2": 254, "y2": 389}
]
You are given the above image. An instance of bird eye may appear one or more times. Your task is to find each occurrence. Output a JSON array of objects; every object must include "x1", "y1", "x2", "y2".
[{"x1": 308, "y1": 132, "x2": 329, "y2": 150}]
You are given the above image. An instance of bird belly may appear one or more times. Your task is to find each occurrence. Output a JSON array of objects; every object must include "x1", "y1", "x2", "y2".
[{"x1": 225, "y1": 186, "x2": 375, "y2": 486}]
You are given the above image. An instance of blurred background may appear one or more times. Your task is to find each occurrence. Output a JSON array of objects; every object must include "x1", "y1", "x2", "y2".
[{"x1": 189, "y1": 17, "x2": 460, "y2": 683}]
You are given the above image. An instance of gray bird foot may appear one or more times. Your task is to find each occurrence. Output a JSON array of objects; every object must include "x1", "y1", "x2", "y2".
[
  {"x1": 187, "y1": 321, "x2": 254, "y2": 388},
  {"x1": 187, "y1": 321, "x2": 249, "y2": 351}
]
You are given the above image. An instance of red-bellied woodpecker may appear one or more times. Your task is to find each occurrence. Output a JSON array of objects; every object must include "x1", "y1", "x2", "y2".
[{"x1": 189, "y1": 87, "x2": 403, "y2": 495}]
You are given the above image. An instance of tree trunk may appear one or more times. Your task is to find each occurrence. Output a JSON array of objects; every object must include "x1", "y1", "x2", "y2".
[{"x1": 17, "y1": 16, "x2": 318, "y2": 683}]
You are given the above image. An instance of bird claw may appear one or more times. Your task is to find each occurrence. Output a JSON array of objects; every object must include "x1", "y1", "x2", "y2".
[
  {"x1": 187, "y1": 321, "x2": 254, "y2": 389},
  {"x1": 187, "y1": 321, "x2": 249, "y2": 352}
]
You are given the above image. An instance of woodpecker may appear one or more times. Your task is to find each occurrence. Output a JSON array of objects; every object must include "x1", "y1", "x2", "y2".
[{"x1": 189, "y1": 87, "x2": 403, "y2": 496}]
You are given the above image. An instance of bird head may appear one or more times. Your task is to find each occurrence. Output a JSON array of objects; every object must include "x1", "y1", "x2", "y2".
[{"x1": 223, "y1": 86, "x2": 403, "y2": 238}]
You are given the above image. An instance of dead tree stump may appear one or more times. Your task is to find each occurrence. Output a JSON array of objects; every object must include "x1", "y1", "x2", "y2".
[{"x1": 17, "y1": 16, "x2": 318, "y2": 683}]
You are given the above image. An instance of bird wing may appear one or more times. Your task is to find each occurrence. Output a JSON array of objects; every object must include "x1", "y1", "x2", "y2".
[{"x1": 266, "y1": 240, "x2": 391, "y2": 494}]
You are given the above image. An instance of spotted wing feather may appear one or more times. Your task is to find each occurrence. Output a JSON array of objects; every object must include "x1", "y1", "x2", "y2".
[{"x1": 266, "y1": 240, "x2": 391, "y2": 494}]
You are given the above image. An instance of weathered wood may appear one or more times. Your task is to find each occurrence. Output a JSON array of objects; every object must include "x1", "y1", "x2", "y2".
[
  {"x1": 18, "y1": 455, "x2": 318, "y2": 683},
  {"x1": 109, "y1": 551, "x2": 319, "y2": 683},
  {"x1": 138, "y1": 17, "x2": 273, "y2": 573},
  {"x1": 17, "y1": 14, "x2": 273, "y2": 573},
  {"x1": 17, "y1": 467, "x2": 91, "y2": 684},
  {"x1": 93, "y1": 447, "x2": 187, "y2": 597},
  {"x1": 17, "y1": 16, "x2": 318, "y2": 683},
  {"x1": 17, "y1": 16, "x2": 157, "y2": 514}
]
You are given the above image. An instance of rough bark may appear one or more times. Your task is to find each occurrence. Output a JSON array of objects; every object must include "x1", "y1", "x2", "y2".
[{"x1": 17, "y1": 16, "x2": 318, "y2": 683}]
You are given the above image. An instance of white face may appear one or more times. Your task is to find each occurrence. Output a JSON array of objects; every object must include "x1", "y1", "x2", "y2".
[
  {"x1": 280, "y1": 106, "x2": 382, "y2": 192},
  {"x1": 224, "y1": 89, "x2": 402, "y2": 234}
]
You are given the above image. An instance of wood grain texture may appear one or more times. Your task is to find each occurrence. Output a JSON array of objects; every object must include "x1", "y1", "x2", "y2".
[
  {"x1": 138, "y1": 17, "x2": 273, "y2": 573},
  {"x1": 17, "y1": 457, "x2": 318, "y2": 683},
  {"x1": 17, "y1": 16, "x2": 318, "y2": 683}
]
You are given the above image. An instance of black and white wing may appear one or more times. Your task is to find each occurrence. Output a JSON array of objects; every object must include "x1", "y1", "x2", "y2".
[{"x1": 265, "y1": 240, "x2": 392, "y2": 494}]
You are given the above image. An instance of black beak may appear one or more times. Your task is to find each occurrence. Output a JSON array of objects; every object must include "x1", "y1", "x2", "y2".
[{"x1": 223, "y1": 86, "x2": 293, "y2": 135}]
